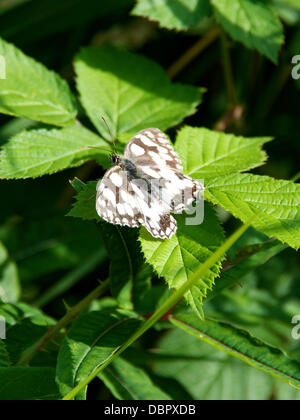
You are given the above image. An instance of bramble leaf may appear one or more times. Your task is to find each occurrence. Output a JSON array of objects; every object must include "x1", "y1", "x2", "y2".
[
  {"x1": 132, "y1": 0, "x2": 211, "y2": 30},
  {"x1": 170, "y1": 309, "x2": 300, "y2": 390},
  {"x1": 206, "y1": 173, "x2": 300, "y2": 250},
  {"x1": 56, "y1": 309, "x2": 142, "y2": 400},
  {"x1": 139, "y1": 203, "x2": 225, "y2": 318},
  {"x1": 211, "y1": 0, "x2": 284, "y2": 63},
  {"x1": 0, "y1": 125, "x2": 109, "y2": 179},
  {"x1": 99, "y1": 357, "x2": 171, "y2": 400},
  {"x1": 0, "y1": 37, "x2": 77, "y2": 126},
  {"x1": 175, "y1": 126, "x2": 271, "y2": 179},
  {"x1": 153, "y1": 327, "x2": 299, "y2": 400},
  {"x1": 100, "y1": 224, "x2": 151, "y2": 311},
  {"x1": 0, "y1": 303, "x2": 56, "y2": 364},
  {"x1": 68, "y1": 181, "x2": 99, "y2": 221},
  {"x1": 75, "y1": 45, "x2": 203, "y2": 141},
  {"x1": 0, "y1": 341, "x2": 10, "y2": 367},
  {"x1": 0, "y1": 367, "x2": 60, "y2": 400}
]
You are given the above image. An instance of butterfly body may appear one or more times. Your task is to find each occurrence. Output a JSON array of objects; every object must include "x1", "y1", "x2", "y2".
[{"x1": 96, "y1": 128, "x2": 204, "y2": 239}]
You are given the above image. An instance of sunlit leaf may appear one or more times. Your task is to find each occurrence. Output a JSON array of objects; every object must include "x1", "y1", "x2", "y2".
[
  {"x1": 132, "y1": 0, "x2": 211, "y2": 30},
  {"x1": 140, "y1": 204, "x2": 225, "y2": 318},
  {"x1": 75, "y1": 45, "x2": 203, "y2": 141},
  {"x1": 0, "y1": 125, "x2": 108, "y2": 179},
  {"x1": 211, "y1": 0, "x2": 284, "y2": 63},
  {"x1": 206, "y1": 173, "x2": 300, "y2": 250},
  {"x1": 0, "y1": 37, "x2": 77, "y2": 126}
]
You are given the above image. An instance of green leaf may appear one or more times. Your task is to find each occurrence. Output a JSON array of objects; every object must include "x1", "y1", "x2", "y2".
[
  {"x1": 100, "y1": 224, "x2": 151, "y2": 310},
  {"x1": 56, "y1": 309, "x2": 142, "y2": 400},
  {"x1": 206, "y1": 287, "x2": 299, "y2": 352},
  {"x1": 0, "y1": 303, "x2": 56, "y2": 364},
  {"x1": 75, "y1": 45, "x2": 203, "y2": 141},
  {"x1": 206, "y1": 173, "x2": 300, "y2": 250},
  {"x1": 153, "y1": 327, "x2": 275, "y2": 400},
  {"x1": 0, "y1": 341, "x2": 10, "y2": 367},
  {"x1": 0, "y1": 0, "x2": 134, "y2": 44},
  {"x1": 211, "y1": 0, "x2": 284, "y2": 63},
  {"x1": 0, "y1": 367, "x2": 60, "y2": 400},
  {"x1": 170, "y1": 309, "x2": 300, "y2": 390},
  {"x1": 175, "y1": 126, "x2": 271, "y2": 179},
  {"x1": 0, "y1": 216, "x2": 106, "y2": 284},
  {"x1": 140, "y1": 203, "x2": 225, "y2": 318},
  {"x1": 99, "y1": 357, "x2": 171, "y2": 400},
  {"x1": 0, "y1": 37, "x2": 77, "y2": 126},
  {"x1": 272, "y1": 0, "x2": 300, "y2": 25},
  {"x1": 0, "y1": 124, "x2": 108, "y2": 179},
  {"x1": 68, "y1": 181, "x2": 99, "y2": 221},
  {"x1": 0, "y1": 241, "x2": 20, "y2": 303},
  {"x1": 207, "y1": 238, "x2": 286, "y2": 301},
  {"x1": 132, "y1": 0, "x2": 211, "y2": 30}
]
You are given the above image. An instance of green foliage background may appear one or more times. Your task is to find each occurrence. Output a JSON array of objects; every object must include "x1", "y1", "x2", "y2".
[{"x1": 0, "y1": 0, "x2": 299, "y2": 401}]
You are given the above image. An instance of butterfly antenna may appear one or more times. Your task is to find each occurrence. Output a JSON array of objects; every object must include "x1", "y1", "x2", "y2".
[{"x1": 101, "y1": 116, "x2": 117, "y2": 153}]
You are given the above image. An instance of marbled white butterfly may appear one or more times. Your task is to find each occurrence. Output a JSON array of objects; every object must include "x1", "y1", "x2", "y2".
[{"x1": 96, "y1": 128, "x2": 204, "y2": 239}]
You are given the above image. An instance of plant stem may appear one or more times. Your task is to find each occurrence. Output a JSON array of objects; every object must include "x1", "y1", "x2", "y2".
[
  {"x1": 167, "y1": 26, "x2": 220, "y2": 79},
  {"x1": 34, "y1": 248, "x2": 107, "y2": 308},
  {"x1": 292, "y1": 172, "x2": 300, "y2": 182},
  {"x1": 220, "y1": 29, "x2": 238, "y2": 108},
  {"x1": 16, "y1": 279, "x2": 110, "y2": 367},
  {"x1": 62, "y1": 221, "x2": 251, "y2": 401}
]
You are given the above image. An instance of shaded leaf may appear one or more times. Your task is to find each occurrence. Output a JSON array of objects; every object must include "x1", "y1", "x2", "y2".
[
  {"x1": 211, "y1": 0, "x2": 284, "y2": 63},
  {"x1": 0, "y1": 124, "x2": 108, "y2": 179},
  {"x1": 170, "y1": 309, "x2": 300, "y2": 390},
  {"x1": 207, "y1": 238, "x2": 286, "y2": 301},
  {"x1": 140, "y1": 203, "x2": 225, "y2": 318},
  {"x1": 100, "y1": 224, "x2": 151, "y2": 310},
  {"x1": 0, "y1": 341, "x2": 10, "y2": 367},
  {"x1": 56, "y1": 309, "x2": 142, "y2": 400},
  {"x1": 68, "y1": 181, "x2": 99, "y2": 221},
  {"x1": 0, "y1": 216, "x2": 106, "y2": 284},
  {"x1": 154, "y1": 327, "x2": 275, "y2": 400},
  {"x1": 0, "y1": 0, "x2": 134, "y2": 45},
  {"x1": 0, "y1": 241, "x2": 20, "y2": 303},
  {"x1": 0, "y1": 367, "x2": 60, "y2": 400},
  {"x1": 0, "y1": 37, "x2": 77, "y2": 126},
  {"x1": 0, "y1": 303, "x2": 56, "y2": 364},
  {"x1": 153, "y1": 327, "x2": 280, "y2": 400},
  {"x1": 132, "y1": 0, "x2": 211, "y2": 30}
]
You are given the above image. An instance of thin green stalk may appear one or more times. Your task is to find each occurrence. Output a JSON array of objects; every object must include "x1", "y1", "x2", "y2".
[
  {"x1": 34, "y1": 248, "x2": 107, "y2": 308},
  {"x1": 167, "y1": 26, "x2": 220, "y2": 79},
  {"x1": 220, "y1": 29, "x2": 238, "y2": 108},
  {"x1": 62, "y1": 221, "x2": 251, "y2": 401},
  {"x1": 16, "y1": 279, "x2": 110, "y2": 367},
  {"x1": 292, "y1": 172, "x2": 300, "y2": 183}
]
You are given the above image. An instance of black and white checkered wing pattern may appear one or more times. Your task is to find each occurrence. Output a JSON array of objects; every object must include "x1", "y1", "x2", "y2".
[
  {"x1": 96, "y1": 166, "x2": 140, "y2": 228},
  {"x1": 124, "y1": 128, "x2": 203, "y2": 214},
  {"x1": 96, "y1": 166, "x2": 177, "y2": 239},
  {"x1": 124, "y1": 128, "x2": 183, "y2": 172},
  {"x1": 96, "y1": 128, "x2": 203, "y2": 240}
]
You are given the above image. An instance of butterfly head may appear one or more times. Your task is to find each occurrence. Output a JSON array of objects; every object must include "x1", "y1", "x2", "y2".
[{"x1": 110, "y1": 153, "x2": 122, "y2": 166}]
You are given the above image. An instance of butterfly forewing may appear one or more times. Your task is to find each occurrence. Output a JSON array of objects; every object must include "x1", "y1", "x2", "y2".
[{"x1": 124, "y1": 128, "x2": 183, "y2": 172}]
